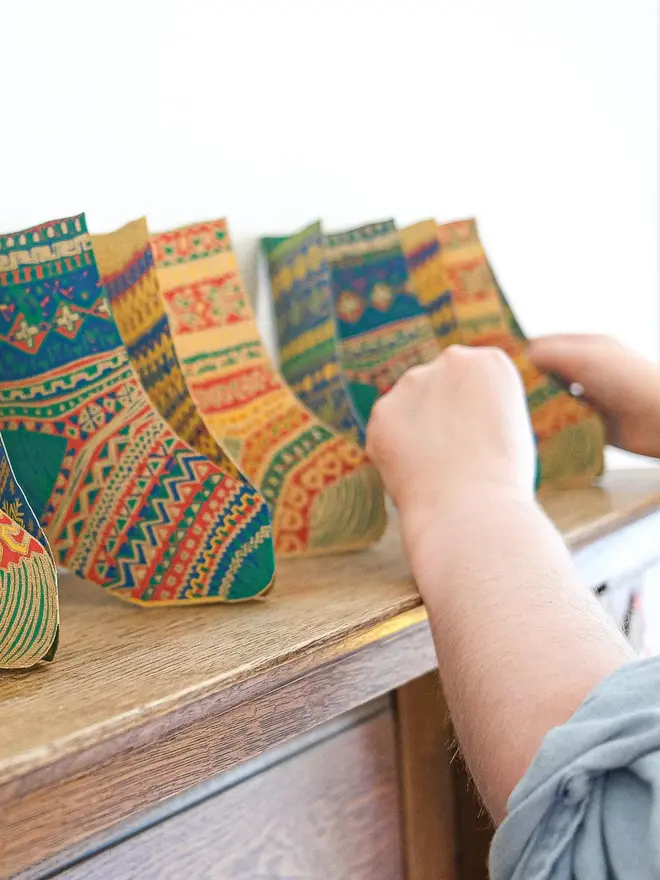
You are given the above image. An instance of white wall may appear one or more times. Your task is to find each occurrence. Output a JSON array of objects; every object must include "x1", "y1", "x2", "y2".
[{"x1": 3, "y1": 0, "x2": 657, "y2": 365}]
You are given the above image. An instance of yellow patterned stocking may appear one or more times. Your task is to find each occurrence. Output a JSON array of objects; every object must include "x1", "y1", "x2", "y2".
[
  {"x1": 436, "y1": 219, "x2": 605, "y2": 487},
  {"x1": 152, "y1": 220, "x2": 387, "y2": 556}
]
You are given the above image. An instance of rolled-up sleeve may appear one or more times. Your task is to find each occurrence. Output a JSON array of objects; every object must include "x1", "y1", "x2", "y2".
[{"x1": 490, "y1": 657, "x2": 660, "y2": 879}]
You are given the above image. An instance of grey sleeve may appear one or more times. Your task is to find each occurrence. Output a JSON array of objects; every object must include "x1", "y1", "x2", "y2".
[{"x1": 489, "y1": 657, "x2": 660, "y2": 880}]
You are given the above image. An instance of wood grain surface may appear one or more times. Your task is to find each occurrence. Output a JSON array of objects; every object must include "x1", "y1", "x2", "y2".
[
  {"x1": 396, "y1": 672, "x2": 457, "y2": 880},
  {"x1": 58, "y1": 709, "x2": 404, "y2": 880},
  {"x1": 2, "y1": 468, "x2": 660, "y2": 876},
  {"x1": 21, "y1": 700, "x2": 390, "y2": 880}
]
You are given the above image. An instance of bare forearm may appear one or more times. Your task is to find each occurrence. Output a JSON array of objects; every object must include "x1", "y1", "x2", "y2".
[{"x1": 406, "y1": 488, "x2": 633, "y2": 823}]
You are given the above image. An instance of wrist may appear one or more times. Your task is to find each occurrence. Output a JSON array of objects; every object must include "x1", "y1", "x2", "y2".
[{"x1": 398, "y1": 482, "x2": 539, "y2": 588}]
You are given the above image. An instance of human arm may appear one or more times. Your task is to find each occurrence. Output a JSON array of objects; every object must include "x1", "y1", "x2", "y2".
[
  {"x1": 366, "y1": 347, "x2": 634, "y2": 823},
  {"x1": 409, "y1": 483, "x2": 633, "y2": 824},
  {"x1": 529, "y1": 334, "x2": 660, "y2": 459}
]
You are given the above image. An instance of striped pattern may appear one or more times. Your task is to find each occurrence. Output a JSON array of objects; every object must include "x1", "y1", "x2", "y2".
[
  {"x1": 263, "y1": 222, "x2": 365, "y2": 444},
  {"x1": 93, "y1": 218, "x2": 240, "y2": 476},
  {"x1": 0, "y1": 510, "x2": 59, "y2": 668},
  {"x1": 400, "y1": 220, "x2": 462, "y2": 347},
  {"x1": 152, "y1": 219, "x2": 386, "y2": 557}
]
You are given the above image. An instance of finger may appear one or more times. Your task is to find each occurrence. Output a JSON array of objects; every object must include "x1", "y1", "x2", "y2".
[
  {"x1": 527, "y1": 336, "x2": 606, "y2": 382},
  {"x1": 530, "y1": 333, "x2": 604, "y2": 347}
]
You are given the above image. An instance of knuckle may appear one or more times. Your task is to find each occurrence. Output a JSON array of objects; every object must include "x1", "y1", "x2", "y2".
[
  {"x1": 400, "y1": 363, "x2": 428, "y2": 384},
  {"x1": 475, "y1": 345, "x2": 515, "y2": 371},
  {"x1": 442, "y1": 344, "x2": 470, "y2": 363},
  {"x1": 444, "y1": 343, "x2": 508, "y2": 373}
]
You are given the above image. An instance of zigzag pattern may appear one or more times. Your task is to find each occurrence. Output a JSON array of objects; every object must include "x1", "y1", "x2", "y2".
[
  {"x1": 0, "y1": 214, "x2": 275, "y2": 604},
  {"x1": 104, "y1": 465, "x2": 220, "y2": 594},
  {"x1": 51, "y1": 404, "x2": 161, "y2": 569}
]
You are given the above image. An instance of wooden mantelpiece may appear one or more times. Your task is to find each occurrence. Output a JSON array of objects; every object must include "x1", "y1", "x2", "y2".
[{"x1": 2, "y1": 469, "x2": 660, "y2": 878}]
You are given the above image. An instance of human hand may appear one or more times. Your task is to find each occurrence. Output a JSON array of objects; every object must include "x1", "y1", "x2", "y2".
[
  {"x1": 529, "y1": 335, "x2": 660, "y2": 459},
  {"x1": 366, "y1": 346, "x2": 536, "y2": 550}
]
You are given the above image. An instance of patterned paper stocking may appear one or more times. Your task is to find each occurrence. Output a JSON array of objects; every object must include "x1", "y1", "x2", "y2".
[
  {"x1": 436, "y1": 219, "x2": 605, "y2": 486},
  {"x1": 325, "y1": 221, "x2": 439, "y2": 423},
  {"x1": 152, "y1": 220, "x2": 387, "y2": 556},
  {"x1": 93, "y1": 218, "x2": 239, "y2": 475},
  {"x1": 0, "y1": 215, "x2": 274, "y2": 604},
  {"x1": 0, "y1": 433, "x2": 58, "y2": 667},
  {"x1": 400, "y1": 219, "x2": 462, "y2": 348},
  {"x1": 263, "y1": 222, "x2": 365, "y2": 444}
]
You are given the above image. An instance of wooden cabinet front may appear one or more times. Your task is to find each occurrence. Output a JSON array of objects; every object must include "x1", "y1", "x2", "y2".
[{"x1": 57, "y1": 705, "x2": 404, "y2": 880}]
